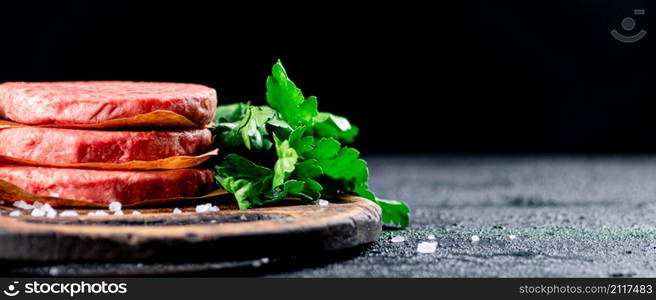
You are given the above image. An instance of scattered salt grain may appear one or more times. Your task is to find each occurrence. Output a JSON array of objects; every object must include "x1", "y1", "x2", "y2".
[
  {"x1": 471, "y1": 235, "x2": 480, "y2": 243},
  {"x1": 114, "y1": 210, "x2": 124, "y2": 216},
  {"x1": 46, "y1": 210, "x2": 57, "y2": 219},
  {"x1": 50, "y1": 193, "x2": 60, "y2": 198},
  {"x1": 318, "y1": 200, "x2": 329, "y2": 206},
  {"x1": 49, "y1": 267, "x2": 60, "y2": 276},
  {"x1": 108, "y1": 201, "x2": 122, "y2": 212},
  {"x1": 59, "y1": 210, "x2": 78, "y2": 217},
  {"x1": 173, "y1": 208, "x2": 182, "y2": 214},
  {"x1": 196, "y1": 203, "x2": 219, "y2": 213},
  {"x1": 13, "y1": 200, "x2": 33, "y2": 210},
  {"x1": 508, "y1": 234, "x2": 517, "y2": 240},
  {"x1": 417, "y1": 241, "x2": 438, "y2": 254},
  {"x1": 427, "y1": 234, "x2": 436, "y2": 240},
  {"x1": 132, "y1": 211, "x2": 141, "y2": 215},
  {"x1": 251, "y1": 258, "x2": 269, "y2": 267},
  {"x1": 196, "y1": 203, "x2": 211, "y2": 213},
  {"x1": 42, "y1": 204, "x2": 54, "y2": 212},
  {"x1": 33, "y1": 201, "x2": 43, "y2": 209},
  {"x1": 9, "y1": 210, "x2": 21, "y2": 217},
  {"x1": 88, "y1": 210, "x2": 108, "y2": 216},
  {"x1": 391, "y1": 235, "x2": 406, "y2": 243},
  {"x1": 31, "y1": 208, "x2": 46, "y2": 217}
]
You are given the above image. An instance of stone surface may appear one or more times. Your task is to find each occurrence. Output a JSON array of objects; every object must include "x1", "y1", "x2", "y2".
[{"x1": 272, "y1": 155, "x2": 656, "y2": 277}]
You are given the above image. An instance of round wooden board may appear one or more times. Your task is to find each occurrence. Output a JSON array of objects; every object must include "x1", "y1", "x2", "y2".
[{"x1": 0, "y1": 195, "x2": 382, "y2": 262}]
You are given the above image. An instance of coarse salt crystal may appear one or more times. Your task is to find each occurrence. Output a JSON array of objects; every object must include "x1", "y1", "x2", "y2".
[
  {"x1": 209, "y1": 206, "x2": 220, "y2": 212},
  {"x1": 9, "y1": 210, "x2": 21, "y2": 217},
  {"x1": 108, "y1": 201, "x2": 122, "y2": 212},
  {"x1": 391, "y1": 235, "x2": 406, "y2": 243},
  {"x1": 59, "y1": 210, "x2": 78, "y2": 217},
  {"x1": 88, "y1": 210, "x2": 108, "y2": 216},
  {"x1": 318, "y1": 200, "x2": 329, "y2": 206},
  {"x1": 42, "y1": 204, "x2": 54, "y2": 212},
  {"x1": 31, "y1": 208, "x2": 46, "y2": 217},
  {"x1": 132, "y1": 211, "x2": 141, "y2": 215},
  {"x1": 427, "y1": 234, "x2": 436, "y2": 240},
  {"x1": 196, "y1": 203, "x2": 211, "y2": 213},
  {"x1": 471, "y1": 235, "x2": 480, "y2": 243},
  {"x1": 50, "y1": 192, "x2": 60, "y2": 198},
  {"x1": 114, "y1": 210, "x2": 124, "y2": 216},
  {"x1": 46, "y1": 210, "x2": 57, "y2": 219},
  {"x1": 13, "y1": 200, "x2": 33, "y2": 210},
  {"x1": 508, "y1": 234, "x2": 517, "y2": 240},
  {"x1": 417, "y1": 241, "x2": 438, "y2": 254},
  {"x1": 33, "y1": 201, "x2": 43, "y2": 209},
  {"x1": 173, "y1": 208, "x2": 182, "y2": 214}
]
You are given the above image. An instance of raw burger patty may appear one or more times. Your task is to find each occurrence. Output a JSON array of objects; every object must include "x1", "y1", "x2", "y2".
[
  {"x1": 0, "y1": 81, "x2": 217, "y2": 126},
  {"x1": 0, "y1": 165, "x2": 215, "y2": 205},
  {"x1": 0, "y1": 127, "x2": 212, "y2": 164}
]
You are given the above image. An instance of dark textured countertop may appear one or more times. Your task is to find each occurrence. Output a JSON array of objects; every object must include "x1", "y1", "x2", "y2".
[
  {"x1": 271, "y1": 155, "x2": 656, "y2": 277},
  {"x1": 6, "y1": 155, "x2": 656, "y2": 277}
]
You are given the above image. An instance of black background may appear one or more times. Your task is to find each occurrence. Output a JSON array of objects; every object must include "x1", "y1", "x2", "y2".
[{"x1": 1, "y1": 1, "x2": 655, "y2": 153}]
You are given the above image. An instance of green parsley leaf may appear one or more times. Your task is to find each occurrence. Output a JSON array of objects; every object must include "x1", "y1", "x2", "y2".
[
  {"x1": 272, "y1": 134, "x2": 298, "y2": 188},
  {"x1": 213, "y1": 103, "x2": 282, "y2": 152},
  {"x1": 266, "y1": 61, "x2": 318, "y2": 127},
  {"x1": 215, "y1": 154, "x2": 273, "y2": 209},
  {"x1": 373, "y1": 198, "x2": 411, "y2": 228},
  {"x1": 288, "y1": 126, "x2": 314, "y2": 155},
  {"x1": 292, "y1": 159, "x2": 324, "y2": 200},
  {"x1": 214, "y1": 102, "x2": 249, "y2": 123},
  {"x1": 312, "y1": 112, "x2": 359, "y2": 143}
]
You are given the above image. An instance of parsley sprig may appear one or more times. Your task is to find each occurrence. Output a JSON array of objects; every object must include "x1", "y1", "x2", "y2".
[{"x1": 212, "y1": 61, "x2": 410, "y2": 227}]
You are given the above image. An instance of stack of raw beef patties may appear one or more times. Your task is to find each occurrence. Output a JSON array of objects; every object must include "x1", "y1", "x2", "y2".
[{"x1": 0, "y1": 81, "x2": 217, "y2": 207}]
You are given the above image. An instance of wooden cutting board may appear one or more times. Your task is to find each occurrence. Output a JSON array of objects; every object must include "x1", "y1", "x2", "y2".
[{"x1": 0, "y1": 195, "x2": 381, "y2": 262}]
